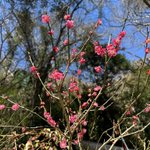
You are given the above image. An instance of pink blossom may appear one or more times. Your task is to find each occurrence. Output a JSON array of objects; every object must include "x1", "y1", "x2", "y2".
[
  {"x1": 40, "y1": 101, "x2": 45, "y2": 108},
  {"x1": 22, "y1": 127, "x2": 26, "y2": 133},
  {"x1": 60, "y1": 138, "x2": 67, "y2": 149},
  {"x1": 48, "y1": 29, "x2": 54, "y2": 35},
  {"x1": 74, "y1": 140, "x2": 79, "y2": 145},
  {"x1": 62, "y1": 91, "x2": 68, "y2": 97},
  {"x1": 119, "y1": 31, "x2": 126, "y2": 38},
  {"x1": 113, "y1": 37, "x2": 121, "y2": 47},
  {"x1": 93, "y1": 102, "x2": 98, "y2": 107},
  {"x1": 77, "y1": 132, "x2": 84, "y2": 141},
  {"x1": 147, "y1": 70, "x2": 150, "y2": 75},
  {"x1": 144, "y1": 107, "x2": 150, "y2": 113},
  {"x1": 0, "y1": 104, "x2": 6, "y2": 110},
  {"x1": 81, "y1": 102, "x2": 88, "y2": 109},
  {"x1": 64, "y1": 14, "x2": 71, "y2": 20},
  {"x1": 63, "y1": 39, "x2": 69, "y2": 46},
  {"x1": 95, "y1": 19, "x2": 102, "y2": 28},
  {"x1": 69, "y1": 114, "x2": 77, "y2": 123},
  {"x1": 11, "y1": 103, "x2": 20, "y2": 111},
  {"x1": 47, "y1": 82, "x2": 52, "y2": 88},
  {"x1": 93, "y1": 41, "x2": 99, "y2": 46},
  {"x1": 42, "y1": 14, "x2": 50, "y2": 23},
  {"x1": 69, "y1": 81, "x2": 79, "y2": 92},
  {"x1": 34, "y1": 72, "x2": 40, "y2": 78},
  {"x1": 107, "y1": 44, "x2": 117, "y2": 58},
  {"x1": 94, "y1": 66, "x2": 102, "y2": 73},
  {"x1": 92, "y1": 92, "x2": 97, "y2": 97},
  {"x1": 94, "y1": 46, "x2": 106, "y2": 57},
  {"x1": 66, "y1": 20, "x2": 74, "y2": 29},
  {"x1": 79, "y1": 58, "x2": 86, "y2": 64},
  {"x1": 88, "y1": 93, "x2": 91, "y2": 97},
  {"x1": 78, "y1": 52, "x2": 86, "y2": 64},
  {"x1": 82, "y1": 128, "x2": 87, "y2": 134},
  {"x1": 44, "y1": 112, "x2": 50, "y2": 119},
  {"x1": 145, "y1": 48, "x2": 150, "y2": 54},
  {"x1": 147, "y1": 104, "x2": 150, "y2": 107},
  {"x1": 145, "y1": 39, "x2": 150, "y2": 44},
  {"x1": 132, "y1": 115, "x2": 139, "y2": 121},
  {"x1": 30, "y1": 66, "x2": 37, "y2": 73},
  {"x1": 46, "y1": 92, "x2": 50, "y2": 97},
  {"x1": 126, "y1": 110, "x2": 131, "y2": 116},
  {"x1": 47, "y1": 117, "x2": 56, "y2": 127},
  {"x1": 132, "y1": 120, "x2": 137, "y2": 126},
  {"x1": 97, "y1": 19, "x2": 102, "y2": 26},
  {"x1": 80, "y1": 52, "x2": 86, "y2": 57},
  {"x1": 94, "y1": 86, "x2": 102, "y2": 92},
  {"x1": 49, "y1": 69, "x2": 64, "y2": 81},
  {"x1": 53, "y1": 46, "x2": 59, "y2": 53},
  {"x1": 82, "y1": 120, "x2": 87, "y2": 126},
  {"x1": 44, "y1": 112, "x2": 56, "y2": 127},
  {"x1": 71, "y1": 48, "x2": 77, "y2": 58},
  {"x1": 77, "y1": 94, "x2": 82, "y2": 99},
  {"x1": 77, "y1": 128, "x2": 87, "y2": 141},
  {"x1": 132, "y1": 115, "x2": 139, "y2": 126},
  {"x1": 77, "y1": 69, "x2": 81, "y2": 75},
  {"x1": 100, "y1": 105, "x2": 105, "y2": 111}
]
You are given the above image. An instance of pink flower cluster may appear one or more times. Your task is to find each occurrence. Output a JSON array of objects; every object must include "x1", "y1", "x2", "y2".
[
  {"x1": 30, "y1": 66, "x2": 37, "y2": 73},
  {"x1": 60, "y1": 138, "x2": 67, "y2": 149},
  {"x1": 94, "y1": 85, "x2": 102, "y2": 92},
  {"x1": 0, "y1": 103, "x2": 20, "y2": 111},
  {"x1": 94, "y1": 66, "x2": 102, "y2": 73},
  {"x1": 69, "y1": 114, "x2": 77, "y2": 124},
  {"x1": 144, "y1": 104, "x2": 150, "y2": 113},
  {"x1": 48, "y1": 29, "x2": 54, "y2": 35},
  {"x1": 145, "y1": 48, "x2": 150, "y2": 54},
  {"x1": 49, "y1": 69, "x2": 64, "y2": 81},
  {"x1": 79, "y1": 52, "x2": 86, "y2": 64},
  {"x1": 30, "y1": 66, "x2": 40, "y2": 78},
  {"x1": 132, "y1": 115, "x2": 139, "y2": 126},
  {"x1": 77, "y1": 128, "x2": 87, "y2": 141},
  {"x1": 73, "y1": 120, "x2": 87, "y2": 144},
  {"x1": 107, "y1": 44, "x2": 117, "y2": 58},
  {"x1": 113, "y1": 31, "x2": 126, "y2": 47},
  {"x1": 63, "y1": 39, "x2": 69, "y2": 46},
  {"x1": 94, "y1": 45, "x2": 106, "y2": 57},
  {"x1": 44, "y1": 112, "x2": 56, "y2": 127},
  {"x1": 47, "y1": 82, "x2": 54, "y2": 92},
  {"x1": 69, "y1": 80, "x2": 79, "y2": 93},
  {"x1": 42, "y1": 14, "x2": 50, "y2": 23},
  {"x1": 12, "y1": 103, "x2": 20, "y2": 111},
  {"x1": 0, "y1": 104, "x2": 5, "y2": 110},
  {"x1": 145, "y1": 38, "x2": 150, "y2": 44},
  {"x1": 66, "y1": 20, "x2": 74, "y2": 29},
  {"x1": 147, "y1": 70, "x2": 150, "y2": 75},
  {"x1": 64, "y1": 14, "x2": 74, "y2": 29},
  {"x1": 100, "y1": 105, "x2": 105, "y2": 111},
  {"x1": 64, "y1": 14, "x2": 71, "y2": 20},
  {"x1": 94, "y1": 31, "x2": 126, "y2": 58},
  {"x1": 77, "y1": 69, "x2": 81, "y2": 75},
  {"x1": 53, "y1": 46, "x2": 59, "y2": 53},
  {"x1": 95, "y1": 19, "x2": 102, "y2": 28},
  {"x1": 81, "y1": 102, "x2": 88, "y2": 109},
  {"x1": 71, "y1": 48, "x2": 77, "y2": 58}
]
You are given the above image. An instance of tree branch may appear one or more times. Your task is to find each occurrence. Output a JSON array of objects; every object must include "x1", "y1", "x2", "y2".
[{"x1": 143, "y1": 0, "x2": 150, "y2": 7}]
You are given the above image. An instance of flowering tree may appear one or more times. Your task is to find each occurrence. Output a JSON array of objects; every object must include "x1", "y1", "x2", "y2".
[{"x1": 0, "y1": 0, "x2": 150, "y2": 150}]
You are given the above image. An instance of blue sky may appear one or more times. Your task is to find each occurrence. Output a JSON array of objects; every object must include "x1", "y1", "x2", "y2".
[
  {"x1": 0, "y1": 0, "x2": 149, "y2": 71},
  {"x1": 80, "y1": 0, "x2": 149, "y2": 61}
]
